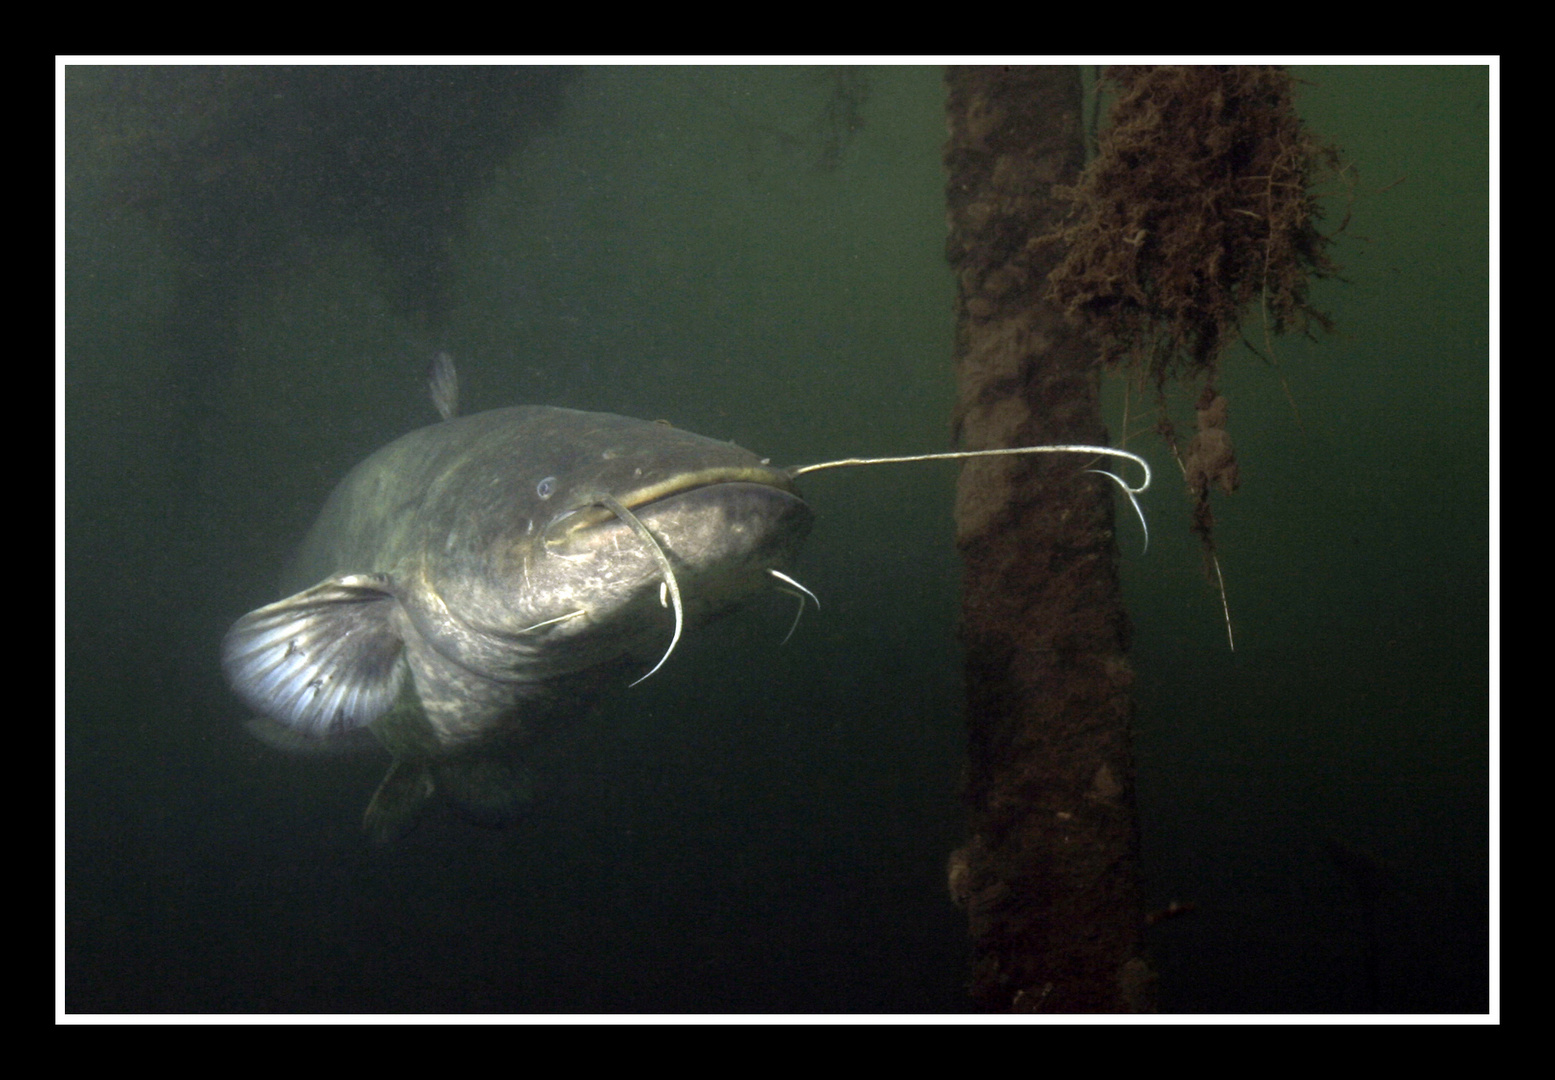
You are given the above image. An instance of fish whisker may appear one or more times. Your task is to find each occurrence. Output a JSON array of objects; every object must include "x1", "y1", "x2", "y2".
[
  {"x1": 768, "y1": 568, "x2": 820, "y2": 645},
  {"x1": 1083, "y1": 469, "x2": 1150, "y2": 555},
  {"x1": 786, "y1": 444, "x2": 1152, "y2": 551},
  {"x1": 596, "y1": 494, "x2": 684, "y2": 686},
  {"x1": 512, "y1": 610, "x2": 587, "y2": 634}
]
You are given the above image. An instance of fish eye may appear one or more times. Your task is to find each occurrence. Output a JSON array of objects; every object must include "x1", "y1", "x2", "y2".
[{"x1": 536, "y1": 476, "x2": 557, "y2": 499}]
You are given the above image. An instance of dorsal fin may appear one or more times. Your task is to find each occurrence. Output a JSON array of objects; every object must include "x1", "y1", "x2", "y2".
[{"x1": 428, "y1": 351, "x2": 460, "y2": 420}]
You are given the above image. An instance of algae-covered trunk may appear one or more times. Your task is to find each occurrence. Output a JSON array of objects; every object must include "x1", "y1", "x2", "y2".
[{"x1": 944, "y1": 65, "x2": 1150, "y2": 1013}]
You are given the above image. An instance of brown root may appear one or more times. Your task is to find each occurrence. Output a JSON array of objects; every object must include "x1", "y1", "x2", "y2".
[
  {"x1": 1046, "y1": 65, "x2": 1341, "y2": 386},
  {"x1": 1042, "y1": 66, "x2": 1347, "y2": 644}
]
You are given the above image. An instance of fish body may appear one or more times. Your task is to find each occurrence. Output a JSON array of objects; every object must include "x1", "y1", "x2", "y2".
[{"x1": 223, "y1": 405, "x2": 812, "y2": 838}]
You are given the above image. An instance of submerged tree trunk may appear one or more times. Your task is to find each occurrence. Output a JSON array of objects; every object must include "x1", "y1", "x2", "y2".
[{"x1": 944, "y1": 65, "x2": 1151, "y2": 1013}]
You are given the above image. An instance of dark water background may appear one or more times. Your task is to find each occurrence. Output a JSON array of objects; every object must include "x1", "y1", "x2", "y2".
[{"x1": 63, "y1": 65, "x2": 1490, "y2": 1014}]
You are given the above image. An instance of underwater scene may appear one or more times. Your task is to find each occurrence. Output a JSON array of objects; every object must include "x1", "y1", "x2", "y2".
[{"x1": 63, "y1": 64, "x2": 1490, "y2": 1015}]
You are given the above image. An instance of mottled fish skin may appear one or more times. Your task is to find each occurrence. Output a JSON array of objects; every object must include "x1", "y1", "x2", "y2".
[{"x1": 223, "y1": 405, "x2": 813, "y2": 838}]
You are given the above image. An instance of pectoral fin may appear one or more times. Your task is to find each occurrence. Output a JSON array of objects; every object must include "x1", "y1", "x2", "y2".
[{"x1": 222, "y1": 573, "x2": 407, "y2": 738}]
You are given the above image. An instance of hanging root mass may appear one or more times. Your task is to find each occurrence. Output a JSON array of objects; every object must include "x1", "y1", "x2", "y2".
[
  {"x1": 1043, "y1": 65, "x2": 1349, "y2": 647},
  {"x1": 1047, "y1": 65, "x2": 1341, "y2": 381}
]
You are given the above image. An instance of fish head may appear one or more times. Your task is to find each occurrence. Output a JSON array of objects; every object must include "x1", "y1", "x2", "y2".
[{"x1": 420, "y1": 412, "x2": 813, "y2": 679}]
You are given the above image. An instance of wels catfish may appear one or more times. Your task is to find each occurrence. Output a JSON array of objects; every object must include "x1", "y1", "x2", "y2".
[{"x1": 223, "y1": 356, "x2": 1150, "y2": 841}]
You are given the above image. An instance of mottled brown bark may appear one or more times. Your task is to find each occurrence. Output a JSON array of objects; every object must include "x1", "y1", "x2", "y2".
[{"x1": 944, "y1": 66, "x2": 1151, "y2": 1013}]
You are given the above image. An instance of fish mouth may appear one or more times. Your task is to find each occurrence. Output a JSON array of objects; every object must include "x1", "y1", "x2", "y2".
[{"x1": 533, "y1": 464, "x2": 813, "y2": 688}]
